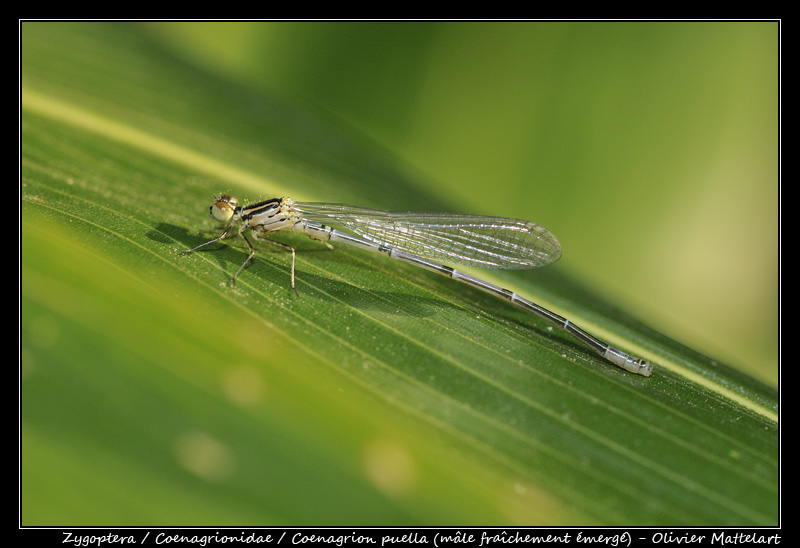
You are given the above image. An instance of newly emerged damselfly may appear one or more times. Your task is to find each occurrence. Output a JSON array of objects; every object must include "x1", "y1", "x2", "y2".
[{"x1": 182, "y1": 194, "x2": 653, "y2": 376}]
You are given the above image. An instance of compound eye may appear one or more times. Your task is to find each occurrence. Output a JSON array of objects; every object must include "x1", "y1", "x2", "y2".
[{"x1": 209, "y1": 194, "x2": 238, "y2": 223}]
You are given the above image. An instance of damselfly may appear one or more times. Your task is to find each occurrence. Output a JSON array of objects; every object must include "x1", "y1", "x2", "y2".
[{"x1": 182, "y1": 194, "x2": 653, "y2": 376}]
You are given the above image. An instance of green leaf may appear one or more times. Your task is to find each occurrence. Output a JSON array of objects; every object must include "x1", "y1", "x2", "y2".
[{"x1": 21, "y1": 22, "x2": 778, "y2": 526}]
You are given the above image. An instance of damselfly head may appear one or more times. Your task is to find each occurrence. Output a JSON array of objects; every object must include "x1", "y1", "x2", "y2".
[{"x1": 209, "y1": 194, "x2": 239, "y2": 223}]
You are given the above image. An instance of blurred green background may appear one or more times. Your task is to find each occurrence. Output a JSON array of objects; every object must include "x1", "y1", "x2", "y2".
[{"x1": 148, "y1": 21, "x2": 779, "y2": 384}]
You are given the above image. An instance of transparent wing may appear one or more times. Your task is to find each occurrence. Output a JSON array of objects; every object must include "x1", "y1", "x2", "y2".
[{"x1": 294, "y1": 202, "x2": 561, "y2": 269}]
